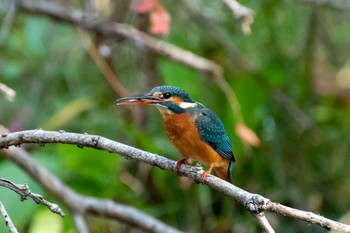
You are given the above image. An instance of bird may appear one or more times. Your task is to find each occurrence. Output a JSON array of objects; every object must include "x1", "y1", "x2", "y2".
[{"x1": 116, "y1": 85, "x2": 235, "y2": 183}]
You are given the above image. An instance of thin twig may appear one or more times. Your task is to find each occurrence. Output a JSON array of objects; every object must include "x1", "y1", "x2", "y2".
[
  {"x1": 0, "y1": 177, "x2": 64, "y2": 217},
  {"x1": 76, "y1": 28, "x2": 128, "y2": 97},
  {"x1": 0, "y1": 83, "x2": 16, "y2": 101},
  {"x1": 222, "y1": 0, "x2": 255, "y2": 19},
  {"x1": 252, "y1": 212, "x2": 275, "y2": 233},
  {"x1": 1, "y1": 130, "x2": 350, "y2": 232},
  {"x1": 0, "y1": 201, "x2": 19, "y2": 233},
  {"x1": 72, "y1": 212, "x2": 89, "y2": 233},
  {"x1": 267, "y1": 202, "x2": 350, "y2": 232},
  {"x1": 222, "y1": 0, "x2": 254, "y2": 34}
]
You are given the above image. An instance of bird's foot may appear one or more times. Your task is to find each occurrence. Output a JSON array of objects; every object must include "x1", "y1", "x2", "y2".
[
  {"x1": 175, "y1": 158, "x2": 187, "y2": 175},
  {"x1": 200, "y1": 164, "x2": 215, "y2": 184},
  {"x1": 201, "y1": 171, "x2": 210, "y2": 184}
]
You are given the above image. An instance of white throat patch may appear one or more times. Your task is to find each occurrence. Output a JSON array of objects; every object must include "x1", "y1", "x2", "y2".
[
  {"x1": 156, "y1": 105, "x2": 173, "y2": 114},
  {"x1": 155, "y1": 101, "x2": 197, "y2": 115},
  {"x1": 179, "y1": 102, "x2": 197, "y2": 109}
]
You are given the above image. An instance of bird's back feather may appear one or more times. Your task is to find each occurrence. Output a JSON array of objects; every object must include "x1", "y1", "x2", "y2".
[{"x1": 192, "y1": 106, "x2": 235, "y2": 162}]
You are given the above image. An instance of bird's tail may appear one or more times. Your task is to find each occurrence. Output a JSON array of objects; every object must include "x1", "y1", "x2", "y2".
[{"x1": 214, "y1": 162, "x2": 232, "y2": 183}]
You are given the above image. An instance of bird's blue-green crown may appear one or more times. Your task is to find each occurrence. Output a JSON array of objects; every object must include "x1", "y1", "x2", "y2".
[
  {"x1": 149, "y1": 86, "x2": 195, "y2": 103},
  {"x1": 148, "y1": 86, "x2": 195, "y2": 114}
]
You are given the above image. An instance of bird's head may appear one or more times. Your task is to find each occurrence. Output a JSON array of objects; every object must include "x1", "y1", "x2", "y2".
[{"x1": 116, "y1": 86, "x2": 197, "y2": 114}]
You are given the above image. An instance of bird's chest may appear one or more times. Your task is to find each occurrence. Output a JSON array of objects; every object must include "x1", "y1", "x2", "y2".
[
  {"x1": 162, "y1": 112, "x2": 193, "y2": 140},
  {"x1": 161, "y1": 112, "x2": 212, "y2": 163}
]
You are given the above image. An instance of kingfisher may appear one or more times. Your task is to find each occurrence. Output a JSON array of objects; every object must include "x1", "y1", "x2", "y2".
[{"x1": 116, "y1": 86, "x2": 235, "y2": 183}]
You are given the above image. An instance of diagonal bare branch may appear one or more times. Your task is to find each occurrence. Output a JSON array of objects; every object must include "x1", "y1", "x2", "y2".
[{"x1": 1, "y1": 130, "x2": 350, "y2": 232}]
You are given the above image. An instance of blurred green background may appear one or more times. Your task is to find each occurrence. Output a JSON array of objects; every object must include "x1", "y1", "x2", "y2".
[{"x1": 1, "y1": 0, "x2": 350, "y2": 232}]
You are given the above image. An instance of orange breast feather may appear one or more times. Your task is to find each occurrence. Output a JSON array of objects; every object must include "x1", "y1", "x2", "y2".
[{"x1": 161, "y1": 112, "x2": 227, "y2": 167}]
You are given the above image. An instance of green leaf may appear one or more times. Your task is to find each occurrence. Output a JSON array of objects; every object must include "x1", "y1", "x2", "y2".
[
  {"x1": 25, "y1": 18, "x2": 49, "y2": 56},
  {"x1": 28, "y1": 208, "x2": 63, "y2": 233}
]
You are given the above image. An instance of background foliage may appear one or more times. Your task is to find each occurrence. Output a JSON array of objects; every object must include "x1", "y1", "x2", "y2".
[{"x1": 1, "y1": 0, "x2": 350, "y2": 232}]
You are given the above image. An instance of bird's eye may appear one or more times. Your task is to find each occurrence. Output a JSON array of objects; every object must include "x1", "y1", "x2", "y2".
[{"x1": 162, "y1": 92, "x2": 171, "y2": 99}]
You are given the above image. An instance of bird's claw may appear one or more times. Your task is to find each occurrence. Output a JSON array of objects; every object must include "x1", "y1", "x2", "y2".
[
  {"x1": 200, "y1": 164, "x2": 215, "y2": 184},
  {"x1": 201, "y1": 171, "x2": 210, "y2": 184},
  {"x1": 175, "y1": 158, "x2": 188, "y2": 175}
]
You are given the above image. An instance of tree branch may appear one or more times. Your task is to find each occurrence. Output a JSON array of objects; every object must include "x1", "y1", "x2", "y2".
[
  {"x1": 0, "y1": 201, "x2": 18, "y2": 233},
  {"x1": 222, "y1": 0, "x2": 255, "y2": 19},
  {"x1": 1, "y1": 130, "x2": 350, "y2": 232},
  {"x1": 0, "y1": 177, "x2": 64, "y2": 217},
  {"x1": 16, "y1": 0, "x2": 222, "y2": 77},
  {"x1": 0, "y1": 83, "x2": 16, "y2": 101},
  {"x1": 252, "y1": 212, "x2": 275, "y2": 233},
  {"x1": 222, "y1": 0, "x2": 255, "y2": 35},
  {"x1": 72, "y1": 212, "x2": 89, "y2": 233},
  {"x1": 0, "y1": 140, "x2": 184, "y2": 233}
]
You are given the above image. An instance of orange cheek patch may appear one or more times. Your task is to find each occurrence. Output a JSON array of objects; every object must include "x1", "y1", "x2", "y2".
[{"x1": 168, "y1": 96, "x2": 182, "y2": 106}]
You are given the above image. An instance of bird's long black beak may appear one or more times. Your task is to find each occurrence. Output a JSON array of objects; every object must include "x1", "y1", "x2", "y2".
[{"x1": 116, "y1": 94, "x2": 162, "y2": 106}]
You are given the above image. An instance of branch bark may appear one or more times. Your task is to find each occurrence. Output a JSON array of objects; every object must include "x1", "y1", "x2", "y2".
[
  {"x1": 0, "y1": 201, "x2": 18, "y2": 233},
  {"x1": 1, "y1": 130, "x2": 350, "y2": 232}
]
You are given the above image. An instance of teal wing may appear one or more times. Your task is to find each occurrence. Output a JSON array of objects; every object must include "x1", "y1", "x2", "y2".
[{"x1": 193, "y1": 107, "x2": 235, "y2": 162}]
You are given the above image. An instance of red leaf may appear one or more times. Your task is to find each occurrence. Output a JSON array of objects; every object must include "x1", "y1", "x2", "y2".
[
  {"x1": 150, "y1": 4, "x2": 171, "y2": 35},
  {"x1": 131, "y1": 0, "x2": 171, "y2": 35}
]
